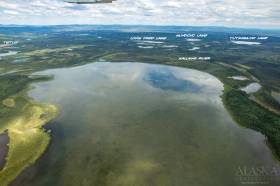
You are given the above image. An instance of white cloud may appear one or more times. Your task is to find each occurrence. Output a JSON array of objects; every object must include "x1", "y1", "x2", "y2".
[
  {"x1": 0, "y1": 0, "x2": 279, "y2": 28},
  {"x1": 3, "y1": 10, "x2": 20, "y2": 15},
  {"x1": 162, "y1": 1, "x2": 181, "y2": 8},
  {"x1": 0, "y1": 2, "x2": 19, "y2": 9}
]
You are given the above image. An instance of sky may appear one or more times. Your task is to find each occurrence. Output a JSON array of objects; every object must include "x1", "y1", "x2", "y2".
[{"x1": 0, "y1": 0, "x2": 279, "y2": 28}]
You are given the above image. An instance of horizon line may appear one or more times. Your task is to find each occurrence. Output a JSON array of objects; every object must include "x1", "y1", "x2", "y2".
[{"x1": 0, "y1": 24, "x2": 280, "y2": 31}]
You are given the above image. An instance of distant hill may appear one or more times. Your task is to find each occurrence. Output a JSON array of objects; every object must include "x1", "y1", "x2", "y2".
[{"x1": 0, "y1": 25, "x2": 279, "y2": 36}]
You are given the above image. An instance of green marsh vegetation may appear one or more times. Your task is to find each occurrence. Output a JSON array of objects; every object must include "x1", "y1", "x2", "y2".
[
  {"x1": 224, "y1": 89, "x2": 280, "y2": 159},
  {"x1": 0, "y1": 75, "x2": 58, "y2": 186}
]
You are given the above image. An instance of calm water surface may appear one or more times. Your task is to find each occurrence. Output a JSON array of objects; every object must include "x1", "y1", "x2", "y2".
[{"x1": 12, "y1": 62, "x2": 280, "y2": 186}]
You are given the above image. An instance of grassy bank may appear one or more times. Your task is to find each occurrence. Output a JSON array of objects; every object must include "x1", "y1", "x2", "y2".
[
  {"x1": 0, "y1": 76, "x2": 58, "y2": 186},
  {"x1": 223, "y1": 88, "x2": 280, "y2": 159}
]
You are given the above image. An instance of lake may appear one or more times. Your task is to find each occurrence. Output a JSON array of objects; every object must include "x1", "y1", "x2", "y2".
[
  {"x1": 241, "y1": 83, "x2": 262, "y2": 94},
  {"x1": 0, "y1": 51, "x2": 18, "y2": 58},
  {"x1": 12, "y1": 62, "x2": 280, "y2": 186}
]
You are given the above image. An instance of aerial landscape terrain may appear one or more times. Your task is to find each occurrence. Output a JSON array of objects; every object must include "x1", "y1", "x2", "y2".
[
  {"x1": 0, "y1": 25, "x2": 279, "y2": 186},
  {"x1": 0, "y1": 0, "x2": 280, "y2": 185}
]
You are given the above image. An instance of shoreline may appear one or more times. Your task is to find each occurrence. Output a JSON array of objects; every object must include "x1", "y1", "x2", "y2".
[
  {"x1": 0, "y1": 82, "x2": 58, "y2": 186},
  {"x1": 0, "y1": 131, "x2": 9, "y2": 171}
]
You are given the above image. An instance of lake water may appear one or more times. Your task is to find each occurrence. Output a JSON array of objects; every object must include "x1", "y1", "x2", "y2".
[
  {"x1": 0, "y1": 51, "x2": 18, "y2": 58},
  {"x1": 231, "y1": 41, "x2": 261, "y2": 45},
  {"x1": 272, "y1": 91, "x2": 280, "y2": 104},
  {"x1": 12, "y1": 62, "x2": 280, "y2": 186},
  {"x1": 228, "y1": 76, "x2": 249, "y2": 81},
  {"x1": 241, "y1": 83, "x2": 262, "y2": 94},
  {"x1": 0, "y1": 131, "x2": 8, "y2": 171}
]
